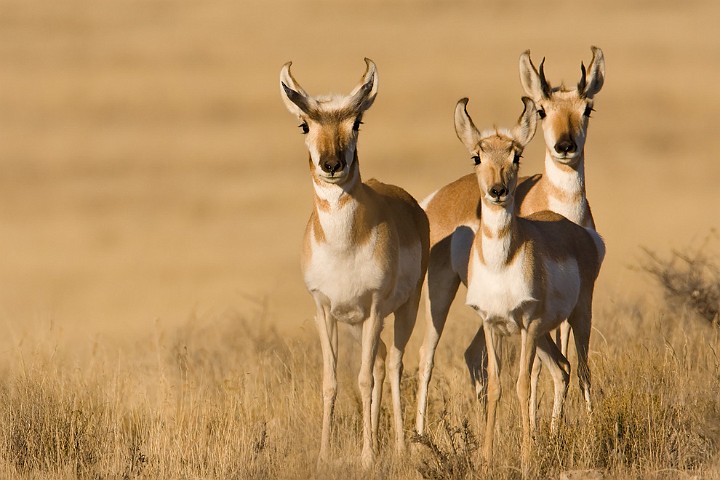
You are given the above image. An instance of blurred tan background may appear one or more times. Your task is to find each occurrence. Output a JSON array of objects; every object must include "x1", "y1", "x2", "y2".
[{"x1": 1, "y1": 0, "x2": 718, "y2": 348}]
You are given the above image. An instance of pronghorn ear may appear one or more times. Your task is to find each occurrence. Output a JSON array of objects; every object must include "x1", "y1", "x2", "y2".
[
  {"x1": 280, "y1": 61, "x2": 315, "y2": 117},
  {"x1": 519, "y1": 50, "x2": 550, "y2": 100},
  {"x1": 512, "y1": 97, "x2": 538, "y2": 147},
  {"x1": 348, "y1": 58, "x2": 379, "y2": 112},
  {"x1": 454, "y1": 98, "x2": 481, "y2": 153},
  {"x1": 579, "y1": 46, "x2": 605, "y2": 98}
]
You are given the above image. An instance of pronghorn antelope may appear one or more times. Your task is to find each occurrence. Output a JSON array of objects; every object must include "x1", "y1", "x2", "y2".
[
  {"x1": 415, "y1": 47, "x2": 605, "y2": 436},
  {"x1": 279, "y1": 59, "x2": 430, "y2": 469},
  {"x1": 455, "y1": 97, "x2": 605, "y2": 470}
]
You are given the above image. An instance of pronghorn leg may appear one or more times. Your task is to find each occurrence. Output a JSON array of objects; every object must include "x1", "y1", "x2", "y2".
[
  {"x1": 314, "y1": 303, "x2": 338, "y2": 466},
  {"x1": 517, "y1": 327, "x2": 538, "y2": 478},
  {"x1": 371, "y1": 340, "x2": 387, "y2": 453},
  {"x1": 464, "y1": 326, "x2": 488, "y2": 405},
  {"x1": 482, "y1": 326, "x2": 501, "y2": 468},
  {"x1": 557, "y1": 320, "x2": 572, "y2": 358},
  {"x1": 569, "y1": 295, "x2": 593, "y2": 414},
  {"x1": 389, "y1": 286, "x2": 421, "y2": 454},
  {"x1": 535, "y1": 334, "x2": 570, "y2": 432},
  {"x1": 416, "y1": 241, "x2": 461, "y2": 435},
  {"x1": 529, "y1": 352, "x2": 542, "y2": 432},
  {"x1": 359, "y1": 311, "x2": 383, "y2": 470}
]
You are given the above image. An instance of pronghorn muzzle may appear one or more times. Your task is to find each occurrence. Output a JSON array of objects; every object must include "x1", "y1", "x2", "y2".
[
  {"x1": 554, "y1": 135, "x2": 577, "y2": 155},
  {"x1": 320, "y1": 156, "x2": 346, "y2": 175},
  {"x1": 489, "y1": 184, "x2": 509, "y2": 203}
]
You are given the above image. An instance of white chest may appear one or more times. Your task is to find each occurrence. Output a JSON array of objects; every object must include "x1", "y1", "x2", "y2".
[
  {"x1": 466, "y1": 247, "x2": 537, "y2": 336},
  {"x1": 303, "y1": 229, "x2": 384, "y2": 324}
]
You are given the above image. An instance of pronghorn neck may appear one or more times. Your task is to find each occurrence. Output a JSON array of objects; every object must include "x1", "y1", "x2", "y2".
[
  {"x1": 545, "y1": 149, "x2": 586, "y2": 195},
  {"x1": 479, "y1": 199, "x2": 517, "y2": 269},
  {"x1": 311, "y1": 155, "x2": 366, "y2": 247},
  {"x1": 544, "y1": 149, "x2": 588, "y2": 225},
  {"x1": 311, "y1": 153, "x2": 362, "y2": 207}
]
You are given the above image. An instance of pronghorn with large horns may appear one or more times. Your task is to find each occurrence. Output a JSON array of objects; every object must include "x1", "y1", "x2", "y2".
[
  {"x1": 455, "y1": 97, "x2": 605, "y2": 471},
  {"x1": 280, "y1": 58, "x2": 429, "y2": 469},
  {"x1": 415, "y1": 47, "x2": 605, "y2": 436}
]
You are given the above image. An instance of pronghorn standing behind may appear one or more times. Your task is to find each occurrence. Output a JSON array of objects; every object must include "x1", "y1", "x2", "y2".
[
  {"x1": 455, "y1": 97, "x2": 605, "y2": 472},
  {"x1": 279, "y1": 59, "x2": 430, "y2": 469},
  {"x1": 415, "y1": 47, "x2": 605, "y2": 436}
]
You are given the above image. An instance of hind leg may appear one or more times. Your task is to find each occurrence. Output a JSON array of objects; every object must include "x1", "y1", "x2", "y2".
[
  {"x1": 389, "y1": 286, "x2": 422, "y2": 454},
  {"x1": 535, "y1": 334, "x2": 571, "y2": 432},
  {"x1": 416, "y1": 240, "x2": 461, "y2": 435},
  {"x1": 464, "y1": 326, "x2": 488, "y2": 404},
  {"x1": 569, "y1": 294, "x2": 594, "y2": 414}
]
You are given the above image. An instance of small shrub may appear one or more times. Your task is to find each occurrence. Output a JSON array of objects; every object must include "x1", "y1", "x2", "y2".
[
  {"x1": 411, "y1": 411, "x2": 479, "y2": 480},
  {"x1": 640, "y1": 233, "x2": 719, "y2": 324}
]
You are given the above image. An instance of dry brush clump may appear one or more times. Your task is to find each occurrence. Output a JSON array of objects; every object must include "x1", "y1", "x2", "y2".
[{"x1": 639, "y1": 233, "x2": 719, "y2": 325}]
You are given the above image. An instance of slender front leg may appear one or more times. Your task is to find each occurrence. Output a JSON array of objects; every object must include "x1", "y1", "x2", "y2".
[
  {"x1": 517, "y1": 327, "x2": 538, "y2": 478},
  {"x1": 482, "y1": 326, "x2": 501, "y2": 467},
  {"x1": 359, "y1": 311, "x2": 383, "y2": 469},
  {"x1": 371, "y1": 339, "x2": 387, "y2": 453},
  {"x1": 529, "y1": 352, "x2": 542, "y2": 432},
  {"x1": 314, "y1": 302, "x2": 338, "y2": 466}
]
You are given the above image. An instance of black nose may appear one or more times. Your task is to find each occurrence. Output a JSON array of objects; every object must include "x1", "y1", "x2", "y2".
[
  {"x1": 554, "y1": 138, "x2": 577, "y2": 154},
  {"x1": 490, "y1": 185, "x2": 507, "y2": 200},
  {"x1": 321, "y1": 158, "x2": 342, "y2": 174}
]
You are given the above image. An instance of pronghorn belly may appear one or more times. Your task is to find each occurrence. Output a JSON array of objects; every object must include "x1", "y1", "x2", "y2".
[
  {"x1": 542, "y1": 257, "x2": 582, "y2": 325},
  {"x1": 465, "y1": 249, "x2": 538, "y2": 335},
  {"x1": 450, "y1": 223, "x2": 478, "y2": 286}
]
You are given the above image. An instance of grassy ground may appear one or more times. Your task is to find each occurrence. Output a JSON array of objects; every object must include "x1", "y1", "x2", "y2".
[{"x1": 1, "y1": 295, "x2": 718, "y2": 479}]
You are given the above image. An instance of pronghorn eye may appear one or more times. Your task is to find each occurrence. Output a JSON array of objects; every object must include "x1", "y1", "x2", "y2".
[
  {"x1": 472, "y1": 155, "x2": 481, "y2": 165},
  {"x1": 583, "y1": 105, "x2": 594, "y2": 117},
  {"x1": 298, "y1": 122, "x2": 309, "y2": 134},
  {"x1": 353, "y1": 119, "x2": 363, "y2": 131},
  {"x1": 513, "y1": 153, "x2": 522, "y2": 165},
  {"x1": 537, "y1": 108, "x2": 547, "y2": 119}
]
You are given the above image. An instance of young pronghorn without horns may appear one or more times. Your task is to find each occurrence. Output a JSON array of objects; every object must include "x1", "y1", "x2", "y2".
[
  {"x1": 415, "y1": 47, "x2": 605, "y2": 436},
  {"x1": 455, "y1": 97, "x2": 605, "y2": 472},
  {"x1": 279, "y1": 59, "x2": 429, "y2": 469}
]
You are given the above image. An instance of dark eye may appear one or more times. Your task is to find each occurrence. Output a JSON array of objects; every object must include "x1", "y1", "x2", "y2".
[
  {"x1": 472, "y1": 155, "x2": 481, "y2": 165},
  {"x1": 538, "y1": 108, "x2": 547, "y2": 119},
  {"x1": 298, "y1": 122, "x2": 309, "y2": 134},
  {"x1": 353, "y1": 119, "x2": 363, "y2": 131},
  {"x1": 513, "y1": 153, "x2": 522, "y2": 165},
  {"x1": 583, "y1": 105, "x2": 594, "y2": 117}
]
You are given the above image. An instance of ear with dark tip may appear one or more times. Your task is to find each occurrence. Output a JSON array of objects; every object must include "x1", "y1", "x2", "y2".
[
  {"x1": 512, "y1": 97, "x2": 538, "y2": 147},
  {"x1": 454, "y1": 98, "x2": 482, "y2": 153},
  {"x1": 279, "y1": 62, "x2": 316, "y2": 117},
  {"x1": 581, "y1": 46, "x2": 605, "y2": 98},
  {"x1": 519, "y1": 50, "x2": 550, "y2": 100},
  {"x1": 348, "y1": 58, "x2": 379, "y2": 113}
]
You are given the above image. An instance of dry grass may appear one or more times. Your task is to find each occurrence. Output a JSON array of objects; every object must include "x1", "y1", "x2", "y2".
[
  {"x1": 1, "y1": 293, "x2": 719, "y2": 479},
  {"x1": 2, "y1": 0, "x2": 720, "y2": 478}
]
